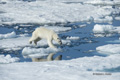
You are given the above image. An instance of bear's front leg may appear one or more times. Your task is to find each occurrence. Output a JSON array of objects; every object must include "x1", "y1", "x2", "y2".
[{"x1": 47, "y1": 39, "x2": 56, "y2": 48}]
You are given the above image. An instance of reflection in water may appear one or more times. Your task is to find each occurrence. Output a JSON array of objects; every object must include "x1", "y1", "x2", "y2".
[{"x1": 31, "y1": 53, "x2": 62, "y2": 62}]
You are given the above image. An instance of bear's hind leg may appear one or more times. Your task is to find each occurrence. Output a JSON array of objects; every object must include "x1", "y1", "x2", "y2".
[
  {"x1": 34, "y1": 37, "x2": 41, "y2": 45},
  {"x1": 29, "y1": 36, "x2": 38, "y2": 45},
  {"x1": 29, "y1": 37, "x2": 34, "y2": 44}
]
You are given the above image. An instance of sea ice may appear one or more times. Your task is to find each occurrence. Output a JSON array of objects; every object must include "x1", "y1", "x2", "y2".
[
  {"x1": 115, "y1": 17, "x2": 120, "y2": 20},
  {"x1": 0, "y1": 54, "x2": 19, "y2": 63},
  {"x1": 0, "y1": 31, "x2": 16, "y2": 39},
  {"x1": 0, "y1": 54, "x2": 120, "y2": 80},
  {"x1": 66, "y1": 36, "x2": 80, "y2": 40},
  {"x1": 0, "y1": 0, "x2": 118, "y2": 24},
  {"x1": 84, "y1": 0, "x2": 120, "y2": 5},
  {"x1": 94, "y1": 16, "x2": 113, "y2": 23},
  {"x1": 93, "y1": 24, "x2": 120, "y2": 37},
  {"x1": 0, "y1": 37, "x2": 30, "y2": 51},
  {"x1": 93, "y1": 24, "x2": 114, "y2": 33},
  {"x1": 92, "y1": 24, "x2": 120, "y2": 37},
  {"x1": 0, "y1": 0, "x2": 120, "y2": 79},
  {"x1": 96, "y1": 44, "x2": 120, "y2": 54},
  {"x1": 22, "y1": 47, "x2": 62, "y2": 58}
]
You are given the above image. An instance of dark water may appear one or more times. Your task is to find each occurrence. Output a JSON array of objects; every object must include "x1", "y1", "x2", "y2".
[
  {"x1": 56, "y1": 19, "x2": 120, "y2": 60},
  {"x1": 103, "y1": 66, "x2": 120, "y2": 73}
]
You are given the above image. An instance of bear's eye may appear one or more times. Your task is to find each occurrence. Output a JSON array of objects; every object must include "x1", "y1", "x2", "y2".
[{"x1": 57, "y1": 38, "x2": 59, "y2": 40}]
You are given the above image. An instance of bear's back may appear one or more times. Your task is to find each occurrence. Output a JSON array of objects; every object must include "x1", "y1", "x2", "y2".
[
  {"x1": 36, "y1": 27, "x2": 53, "y2": 32},
  {"x1": 35, "y1": 27, "x2": 55, "y2": 38}
]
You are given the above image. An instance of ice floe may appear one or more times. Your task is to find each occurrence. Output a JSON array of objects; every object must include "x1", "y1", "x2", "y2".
[
  {"x1": 0, "y1": 37, "x2": 30, "y2": 51},
  {"x1": 93, "y1": 24, "x2": 120, "y2": 37},
  {"x1": 66, "y1": 36, "x2": 80, "y2": 40},
  {"x1": 94, "y1": 16, "x2": 113, "y2": 23},
  {"x1": 93, "y1": 24, "x2": 115, "y2": 33},
  {"x1": 0, "y1": 54, "x2": 19, "y2": 63},
  {"x1": 0, "y1": 31, "x2": 16, "y2": 39},
  {"x1": 22, "y1": 47, "x2": 62, "y2": 58},
  {"x1": 96, "y1": 44, "x2": 120, "y2": 55},
  {"x1": 115, "y1": 17, "x2": 120, "y2": 20},
  {"x1": 84, "y1": 0, "x2": 120, "y2": 5}
]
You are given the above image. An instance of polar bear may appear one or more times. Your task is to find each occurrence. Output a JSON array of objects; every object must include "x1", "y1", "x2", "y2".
[{"x1": 29, "y1": 27, "x2": 62, "y2": 48}]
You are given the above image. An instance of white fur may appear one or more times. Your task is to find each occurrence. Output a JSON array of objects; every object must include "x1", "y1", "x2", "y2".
[{"x1": 29, "y1": 27, "x2": 62, "y2": 48}]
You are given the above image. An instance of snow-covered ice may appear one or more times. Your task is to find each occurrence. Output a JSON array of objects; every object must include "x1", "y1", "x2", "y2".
[
  {"x1": 0, "y1": 37, "x2": 30, "y2": 51},
  {"x1": 0, "y1": 31, "x2": 16, "y2": 39},
  {"x1": 66, "y1": 36, "x2": 80, "y2": 40},
  {"x1": 84, "y1": 0, "x2": 120, "y2": 5},
  {"x1": 0, "y1": 54, "x2": 120, "y2": 80},
  {"x1": 96, "y1": 44, "x2": 120, "y2": 55},
  {"x1": 0, "y1": 0, "x2": 120, "y2": 80},
  {"x1": 115, "y1": 17, "x2": 120, "y2": 20},
  {"x1": 94, "y1": 16, "x2": 113, "y2": 23},
  {"x1": 0, "y1": 54, "x2": 19, "y2": 63},
  {"x1": 22, "y1": 47, "x2": 62, "y2": 58},
  {"x1": 93, "y1": 24, "x2": 115, "y2": 33},
  {"x1": 93, "y1": 24, "x2": 120, "y2": 37},
  {"x1": 0, "y1": 0, "x2": 119, "y2": 24}
]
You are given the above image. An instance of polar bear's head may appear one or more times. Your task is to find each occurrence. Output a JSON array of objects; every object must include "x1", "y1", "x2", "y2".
[{"x1": 53, "y1": 34, "x2": 62, "y2": 45}]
